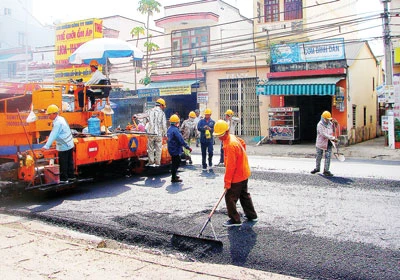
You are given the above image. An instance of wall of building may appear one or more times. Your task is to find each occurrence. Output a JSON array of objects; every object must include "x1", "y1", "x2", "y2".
[{"x1": 347, "y1": 44, "x2": 378, "y2": 143}]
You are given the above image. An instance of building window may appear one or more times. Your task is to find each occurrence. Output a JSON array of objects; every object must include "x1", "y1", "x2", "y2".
[
  {"x1": 8, "y1": 63, "x2": 16, "y2": 78},
  {"x1": 18, "y1": 32, "x2": 25, "y2": 46},
  {"x1": 363, "y1": 106, "x2": 367, "y2": 126},
  {"x1": 284, "y1": 0, "x2": 303, "y2": 20},
  {"x1": 352, "y1": 105, "x2": 357, "y2": 128},
  {"x1": 372, "y1": 77, "x2": 375, "y2": 91},
  {"x1": 171, "y1": 27, "x2": 210, "y2": 67},
  {"x1": 4, "y1": 8, "x2": 11, "y2": 15},
  {"x1": 257, "y1": 2, "x2": 262, "y2": 23},
  {"x1": 264, "y1": 0, "x2": 279, "y2": 22}
]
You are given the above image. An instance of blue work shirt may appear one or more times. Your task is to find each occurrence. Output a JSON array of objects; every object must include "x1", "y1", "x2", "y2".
[
  {"x1": 197, "y1": 118, "x2": 215, "y2": 144},
  {"x1": 43, "y1": 115, "x2": 74, "y2": 151},
  {"x1": 167, "y1": 125, "x2": 189, "y2": 156}
]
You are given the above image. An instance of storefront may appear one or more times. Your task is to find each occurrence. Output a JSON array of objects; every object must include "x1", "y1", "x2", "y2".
[
  {"x1": 137, "y1": 80, "x2": 200, "y2": 119},
  {"x1": 257, "y1": 39, "x2": 348, "y2": 142}
]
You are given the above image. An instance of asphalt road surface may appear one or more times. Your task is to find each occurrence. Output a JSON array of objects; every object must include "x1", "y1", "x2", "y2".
[{"x1": 1, "y1": 156, "x2": 399, "y2": 280}]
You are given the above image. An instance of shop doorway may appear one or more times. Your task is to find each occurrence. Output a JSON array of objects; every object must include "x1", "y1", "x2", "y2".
[
  {"x1": 284, "y1": 95, "x2": 332, "y2": 142},
  {"x1": 163, "y1": 91, "x2": 198, "y2": 121}
]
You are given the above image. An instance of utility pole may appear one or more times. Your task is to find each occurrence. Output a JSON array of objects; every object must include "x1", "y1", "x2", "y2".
[{"x1": 382, "y1": 0, "x2": 393, "y2": 85}]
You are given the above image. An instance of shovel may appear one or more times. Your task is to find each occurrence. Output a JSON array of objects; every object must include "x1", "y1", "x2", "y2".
[
  {"x1": 331, "y1": 140, "x2": 345, "y2": 162},
  {"x1": 171, "y1": 189, "x2": 227, "y2": 250}
]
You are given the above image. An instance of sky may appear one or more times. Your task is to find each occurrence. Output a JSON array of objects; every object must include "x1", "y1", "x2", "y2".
[
  {"x1": 31, "y1": 0, "x2": 384, "y2": 55},
  {"x1": 32, "y1": 0, "x2": 253, "y2": 26}
]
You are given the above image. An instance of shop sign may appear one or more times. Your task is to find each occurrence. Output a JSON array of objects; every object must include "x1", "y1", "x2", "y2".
[
  {"x1": 271, "y1": 38, "x2": 345, "y2": 65},
  {"x1": 197, "y1": 91, "x2": 208, "y2": 103},
  {"x1": 55, "y1": 18, "x2": 103, "y2": 82},
  {"x1": 382, "y1": 116, "x2": 389, "y2": 131},
  {"x1": 159, "y1": 85, "x2": 192, "y2": 96},
  {"x1": 137, "y1": 88, "x2": 160, "y2": 98}
]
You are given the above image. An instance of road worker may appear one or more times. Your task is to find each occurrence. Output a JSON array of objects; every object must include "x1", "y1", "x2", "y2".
[
  {"x1": 167, "y1": 114, "x2": 192, "y2": 183},
  {"x1": 197, "y1": 108, "x2": 215, "y2": 170},
  {"x1": 213, "y1": 119, "x2": 258, "y2": 227},
  {"x1": 311, "y1": 111, "x2": 338, "y2": 177},
  {"x1": 217, "y1": 109, "x2": 240, "y2": 166},
  {"x1": 77, "y1": 60, "x2": 107, "y2": 111},
  {"x1": 146, "y1": 98, "x2": 167, "y2": 166},
  {"x1": 41, "y1": 104, "x2": 75, "y2": 184},
  {"x1": 180, "y1": 111, "x2": 197, "y2": 164}
]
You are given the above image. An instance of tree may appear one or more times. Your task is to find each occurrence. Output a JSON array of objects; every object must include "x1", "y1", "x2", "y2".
[
  {"x1": 137, "y1": 0, "x2": 161, "y2": 85},
  {"x1": 130, "y1": 26, "x2": 145, "y2": 48}
]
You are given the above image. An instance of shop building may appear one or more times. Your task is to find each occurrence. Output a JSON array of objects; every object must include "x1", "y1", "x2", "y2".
[
  {"x1": 142, "y1": 0, "x2": 267, "y2": 138},
  {"x1": 257, "y1": 39, "x2": 380, "y2": 144}
]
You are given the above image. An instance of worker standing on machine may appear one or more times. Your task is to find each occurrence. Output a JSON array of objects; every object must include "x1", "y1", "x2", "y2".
[
  {"x1": 41, "y1": 104, "x2": 75, "y2": 184},
  {"x1": 77, "y1": 60, "x2": 107, "y2": 111},
  {"x1": 146, "y1": 98, "x2": 167, "y2": 166}
]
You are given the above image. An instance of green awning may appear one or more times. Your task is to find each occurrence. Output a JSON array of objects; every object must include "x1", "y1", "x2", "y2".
[{"x1": 256, "y1": 77, "x2": 344, "y2": 96}]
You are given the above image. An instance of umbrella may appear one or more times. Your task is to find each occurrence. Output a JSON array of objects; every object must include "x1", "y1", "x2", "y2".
[{"x1": 68, "y1": 38, "x2": 143, "y2": 65}]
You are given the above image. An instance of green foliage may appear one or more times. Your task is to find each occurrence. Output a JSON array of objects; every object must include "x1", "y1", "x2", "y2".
[{"x1": 136, "y1": 0, "x2": 162, "y2": 84}]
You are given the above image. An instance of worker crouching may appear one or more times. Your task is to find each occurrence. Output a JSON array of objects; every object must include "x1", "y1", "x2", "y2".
[{"x1": 167, "y1": 114, "x2": 192, "y2": 183}]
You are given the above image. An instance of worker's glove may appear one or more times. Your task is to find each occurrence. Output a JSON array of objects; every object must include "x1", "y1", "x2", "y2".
[
  {"x1": 188, "y1": 147, "x2": 192, "y2": 153},
  {"x1": 224, "y1": 182, "x2": 231, "y2": 190}
]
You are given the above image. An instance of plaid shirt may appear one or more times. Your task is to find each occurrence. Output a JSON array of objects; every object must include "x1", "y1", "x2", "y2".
[{"x1": 146, "y1": 106, "x2": 167, "y2": 137}]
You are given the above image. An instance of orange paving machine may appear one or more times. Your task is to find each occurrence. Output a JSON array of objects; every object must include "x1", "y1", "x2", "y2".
[{"x1": 0, "y1": 82, "x2": 171, "y2": 195}]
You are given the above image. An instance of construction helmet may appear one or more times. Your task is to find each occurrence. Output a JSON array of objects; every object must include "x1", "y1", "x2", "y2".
[
  {"x1": 169, "y1": 114, "x2": 180, "y2": 123},
  {"x1": 46, "y1": 104, "x2": 59, "y2": 114},
  {"x1": 204, "y1": 108, "x2": 212, "y2": 115},
  {"x1": 321, "y1": 111, "x2": 332, "y2": 120},
  {"x1": 89, "y1": 60, "x2": 99, "y2": 68},
  {"x1": 189, "y1": 111, "x2": 196, "y2": 118},
  {"x1": 225, "y1": 109, "x2": 234, "y2": 116},
  {"x1": 156, "y1": 98, "x2": 166, "y2": 107},
  {"x1": 213, "y1": 120, "x2": 229, "y2": 137}
]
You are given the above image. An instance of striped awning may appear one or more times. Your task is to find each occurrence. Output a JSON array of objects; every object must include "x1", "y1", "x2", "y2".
[{"x1": 256, "y1": 77, "x2": 344, "y2": 96}]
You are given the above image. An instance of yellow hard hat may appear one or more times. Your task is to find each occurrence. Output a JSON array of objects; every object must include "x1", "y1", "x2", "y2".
[
  {"x1": 89, "y1": 60, "x2": 99, "y2": 68},
  {"x1": 156, "y1": 98, "x2": 166, "y2": 107},
  {"x1": 213, "y1": 120, "x2": 229, "y2": 137},
  {"x1": 225, "y1": 109, "x2": 234, "y2": 116},
  {"x1": 46, "y1": 104, "x2": 59, "y2": 114},
  {"x1": 169, "y1": 114, "x2": 180, "y2": 123},
  {"x1": 189, "y1": 111, "x2": 196, "y2": 118},
  {"x1": 321, "y1": 111, "x2": 332, "y2": 120},
  {"x1": 204, "y1": 108, "x2": 212, "y2": 115}
]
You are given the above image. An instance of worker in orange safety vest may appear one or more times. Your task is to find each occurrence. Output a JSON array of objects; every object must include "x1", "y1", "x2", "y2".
[{"x1": 213, "y1": 119, "x2": 258, "y2": 227}]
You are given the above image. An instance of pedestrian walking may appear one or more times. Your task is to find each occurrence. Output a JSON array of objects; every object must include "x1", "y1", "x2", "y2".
[
  {"x1": 311, "y1": 111, "x2": 338, "y2": 177},
  {"x1": 180, "y1": 111, "x2": 197, "y2": 164},
  {"x1": 213, "y1": 120, "x2": 258, "y2": 227},
  {"x1": 146, "y1": 98, "x2": 167, "y2": 166},
  {"x1": 41, "y1": 104, "x2": 75, "y2": 184},
  {"x1": 197, "y1": 108, "x2": 215, "y2": 170},
  {"x1": 167, "y1": 114, "x2": 192, "y2": 183},
  {"x1": 217, "y1": 109, "x2": 240, "y2": 166}
]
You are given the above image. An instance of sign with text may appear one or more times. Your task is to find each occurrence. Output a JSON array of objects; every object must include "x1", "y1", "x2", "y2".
[
  {"x1": 197, "y1": 91, "x2": 208, "y2": 103},
  {"x1": 271, "y1": 38, "x2": 345, "y2": 65},
  {"x1": 55, "y1": 19, "x2": 103, "y2": 82},
  {"x1": 159, "y1": 85, "x2": 192, "y2": 96}
]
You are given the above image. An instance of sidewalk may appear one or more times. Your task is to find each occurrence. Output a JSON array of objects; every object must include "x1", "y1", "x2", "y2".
[
  {"x1": 211, "y1": 136, "x2": 400, "y2": 161},
  {"x1": 0, "y1": 214, "x2": 300, "y2": 280}
]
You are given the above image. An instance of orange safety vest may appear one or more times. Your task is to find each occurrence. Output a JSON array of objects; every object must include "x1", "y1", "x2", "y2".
[{"x1": 222, "y1": 134, "x2": 251, "y2": 185}]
